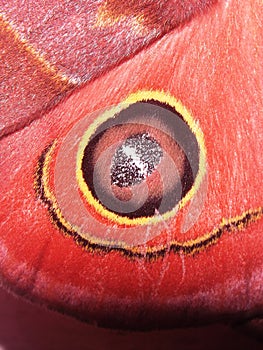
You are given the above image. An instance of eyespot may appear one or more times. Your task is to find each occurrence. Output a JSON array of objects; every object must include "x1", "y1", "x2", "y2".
[
  {"x1": 77, "y1": 98, "x2": 201, "y2": 223},
  {"x1": 36, "y1": 90, "x2": 207, "y2": 255}
]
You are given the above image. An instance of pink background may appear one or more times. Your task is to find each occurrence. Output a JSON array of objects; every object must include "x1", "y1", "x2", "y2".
[{"x1": 0, "y1": 287, "x2": 261, "y2": 350}]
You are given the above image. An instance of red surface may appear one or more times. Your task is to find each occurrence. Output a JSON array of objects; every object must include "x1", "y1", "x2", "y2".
[
  {"x1": 0, "y1": 0, "x2": 262, "y2": 330},
  {"x1": 1, "y1": 0, "x2": 217, "y2": 80},
  {"x1": 0, "y1": 0, "x2": 217, "y2": 137},
  {"x1": 0, "y1": 16, "x2": 73, "y2": 138}
]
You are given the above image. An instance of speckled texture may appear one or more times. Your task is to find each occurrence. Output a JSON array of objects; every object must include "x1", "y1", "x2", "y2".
[{"x1": 111, "y1": 133, "x2": 163, "y2": 188}]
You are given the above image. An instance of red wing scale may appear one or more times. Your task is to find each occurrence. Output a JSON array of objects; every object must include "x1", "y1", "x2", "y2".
[{"x1": 0, "y1": 0, "x2": 262, "y2": 331}]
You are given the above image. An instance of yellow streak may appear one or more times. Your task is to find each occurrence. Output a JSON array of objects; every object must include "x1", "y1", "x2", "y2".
[
  {"x1": 94, "y1": 2, "x2": 146, "y2": 35},
  {"x1": 0, "y1": 13, "x2": 74, "y2": 86}
]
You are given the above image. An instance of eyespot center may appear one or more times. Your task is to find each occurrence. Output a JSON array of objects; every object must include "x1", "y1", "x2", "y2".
[{"x1": 111, "y1": 133, "x2": 163, "y2": 188}]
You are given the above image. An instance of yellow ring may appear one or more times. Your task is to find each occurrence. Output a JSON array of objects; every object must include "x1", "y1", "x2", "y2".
[{"x1": 76, "y1": 90, "x2": 207, "y2": 226}]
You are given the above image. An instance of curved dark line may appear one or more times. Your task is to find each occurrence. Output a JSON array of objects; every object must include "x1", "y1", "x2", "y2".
[{"x1": 35, "y1": 143, "x2": 263, "y2": 260}]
